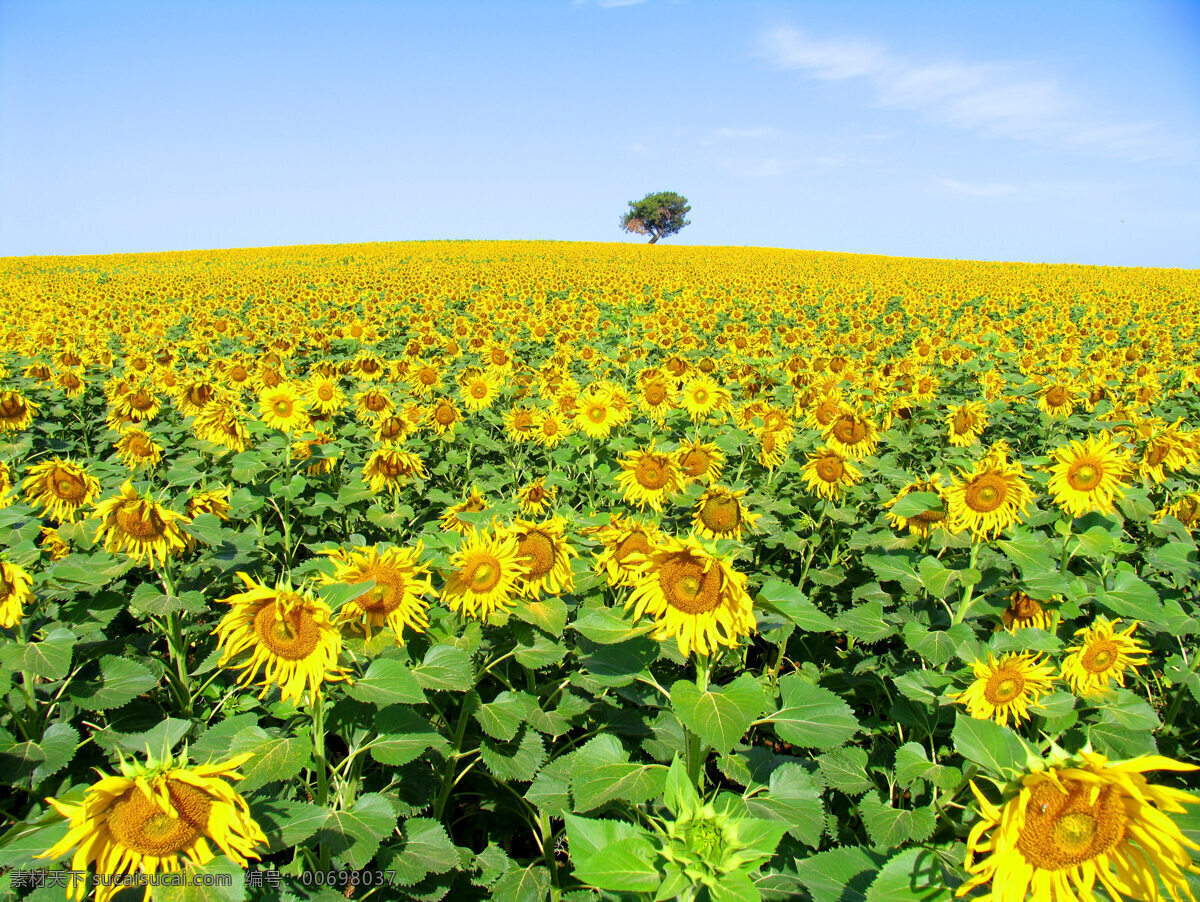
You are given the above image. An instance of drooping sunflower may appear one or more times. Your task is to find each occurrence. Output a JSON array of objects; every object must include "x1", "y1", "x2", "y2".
[
  {"x1": 429, "y1": 397, "x2": 461, "y2": 438},
  {"x1": 945, "y1": 401, "x2": 989, "y2": 447},
  {"x1": 22, "y1": 458, "x2": 101, "y2": 523},
  {"x1": 617, "y1": 443, "x2": 684, "y2": 512},
  {"x1": 36, "y1": 751, "x2": 266, "y2": 902},
  {"x1": 625, "y1": 536, "x2": 755, "y2": 658},
  {"x1": 186, "y1": 486, "x2": 232, "y2": 522},
  {"x1": 509, "y1": 517, "x2": 577, "y2": 599},
  {"x1": 114, "y1": 427, "x2": 164, "y2": 470},
  {"x1": 801, "y1": 447, "x2": 863, "y2": 500},
  {"x1": 323, "y1": 544, "x2": 433, "y2": 644},
  {"x1": 999, "y1": 590, "x2": 1059, "y2": 632},
  {"x1": 440, "y1": 485, "x2": 489, "y2": 534},
  {"x1": 1061, "y1": 617, "x2": 1148, "y2": 698},
  {"x1": 92, "y1": 480, "x2": 190, "y2": 566},
  {"x1": 756, "y1": 426, "x2": 790, "y2": 471},
  {"x1": 945, "y1": 456, "x2": 1033, "y2": 540},
  {"x1": 589, "y1": 513, "x2": 665, "y2": 589},
  {"x1": 0, "y1": 560, "x2": 34, "y2": 629},
  {"x1": 949, "y1": 652, "x2": 1057, "y2": 727},
  {"x1": 176, "y1": 376, "x2": 219, "y2": 416},
  {"x1": 213, "y1": 572, "x2": 348, "y2": 704},
  {"x1": 1155, "y1": 491, "x2": 1200, "y2": 532},
  {"x1": 691, "y1": 486, "x2": 760, "y2": 540},
  {"x1": 1046, "y1": 433, "x2": 1132, "y2": 519},
  {"x1": 114, "y1": 383, "x2": 163, "y2": 423},
  {"x1": 517, "y1": 478, "x2": 558, "y2": 516},
  {"x1": 0, "y1": 460, "x2": 12, "y2": 507},
  {"x1": 824, "y1": 406, "x2": 879, "y2": 459},
  {"x1": 292, "y1": 432, "x2": 339, "y2": 476},
  {"x1": 959, "y1": 750, "x2": 1200, "y2": 902},
  {"x1": 1137, "y1": 420, "x2": 1196, "y2": 483},
  {"x1": 676, "y1": 439, "x2": 725, "y2": 486},
  {"x1": 362, "y1": 446, "x2": 426, "y2": 494},
  {"x1": 884, "y1": 476, "x2": 949, "y2": 538},
  {"x1": 408, "y1": 360, "x2": 443, "y2": 397},
  {"x1": 193, "y1": 397, "x2": 252, "y2": 453},
  {"x1": 40, "y1": 526, "x2": 72, "y2": 560},
  {"x1": 441, "y1": 527, "x2": 529, "y2": 621},
  {"x1": 372, "y1": 413, "x2": 413, "y2": 446}
]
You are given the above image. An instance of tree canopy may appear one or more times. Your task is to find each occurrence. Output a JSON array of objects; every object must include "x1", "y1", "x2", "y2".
[{"x1": 620, "y1": 191, "x2": 691, "y2": 244}]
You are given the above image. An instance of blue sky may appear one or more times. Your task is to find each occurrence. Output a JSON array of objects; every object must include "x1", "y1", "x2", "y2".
[{"x1": 2, "y1": 0, "x2": 1198, "y2": 266}]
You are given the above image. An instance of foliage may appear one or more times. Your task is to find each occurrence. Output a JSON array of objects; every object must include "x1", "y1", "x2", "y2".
[{"x1": 620, "y1": 191, "x2": 691, "y2": 243}]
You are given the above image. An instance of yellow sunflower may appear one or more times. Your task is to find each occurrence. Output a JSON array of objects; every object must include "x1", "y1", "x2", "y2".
[
  {"x1": 36, "y1": 751, "x2": 266, "y2": 902},
  {"x1": 440, "y1": 485, "x2": 489, "y2": 534},
  {"x1": 0, "y1": 460, "x2": 11, "y2": 507},
  {"x1": 676, "y1": 438, "x2": 725, "y2": 486},
  {"x1": 114, "y1": 428, "x2": 164, "y2": 470},
  {"x1": 960, "y1": 751, "x2": 1200, "y2": 902},
  {"x1": 502, "y1": 405, "x2": 539, "y2": 443},
  {"x1": 680, "y1": 374, "x2": 731, "y2": 421},
  {"x1": 176, "y1": 376, "x2": 219, "y2": 416},
  {"x1": 258, "y1": 383, "x2": 308, "y2": 433},
  {"x1": 509, "y1": 517, "x2": 576, "y2": 599},
  {"x1": 637, "y1": 377, "x2": 676, "y2": 420},
  {"x1": 1155, "y1": 491, "x2": 1200, "y2": 532},
  {"x1": 292, "y1": 432, "x2": 339, "y2": 476},
  {"x1": 691, "y1": 486, "x2": 760, "y2": 540},
  {"x1": 999, "y1": 590, "x2": 1059, "y2": 632},
  {"x1": 616, "y1": 443, "x2": 684, "y2": 512},
  {"x1": 323, "y1": 544, "x2": 433, "y2": 644},
  {"x1": 186, "y1": 486, "x2": 232, "y2": 522},
  {"x1": 459, "y1": 371, "x2": 502, "y2": 412},
  {"x1": 92, "y1": 480, "x2": 190, "y2": 566},
  {"x1": 193, "y1": 398, "x2": 251, "y2": 453},
  {"x1": 949, "y1": 652, "x2": 1057, "y2": 727},
  {"x1": 945, "y1": 457, "x2": 1033, "y2": 540},
  {"x1": 576, "y1": 387, "x2": 620, "y2": 439},
  {"x1": 884, "y1": 476, "x2": 949, "y2": 538},
  {"x1": 1046, "y1": 433, "x2": 1132, "y2": 519},
  {"x1": 213, "y1": 572, "x2": 348, "y2": 704},
  {"x1": 1061, "y1": 617, "x2": 1148, "y2": 698},
  {"x1": 22, "y1": 458, "x2": 101, "y2": 523},
  {"x1": 1037, "y1": 381, "x2": 1078, "y2": 418},
  {"x1": 824, "y1": 406, "x2": 880, "y2": 459},
  {"x1": 532, "y1": 409, "x2": 571, "y2": 448},
  {"x1": 801, "y1": 447, "x2": 863, "y2": 500},
  {"x1": 588, "y1": 514, "x2": 665, "y2": 588},
  {"x1": 945, "y1": 401, "x2": 989, "y2": 447},
  {"x1": 408, "y1": 360, "x2": 443, "y2": 397},
  {"x1": 517, "y1": 478, "x2": 558, "y2": 516},
  {"x1": 362, "y1": 447, "x2": 426, "y2": 494},
  {"x1": 756, "y1": 426, "x2": 790, "y2": 471},
  {"x1": 40, "y1": 526, "x2": 72, "y2": 561},
  {"x1": 441, "y1": 527, "x2": 529, "y2": 621},
  {"x1": 429, "y1": 397, "x2": 461, "y2": 437},
  {"x1": 306, "y1": 373, "x2": 346, "y2": 416},
  {"x1": 0, "y1": 560, "x2": 34, "y2": 629},
  {"x1": 626, "y1": 536, "x2": 755, "y2": 658}
]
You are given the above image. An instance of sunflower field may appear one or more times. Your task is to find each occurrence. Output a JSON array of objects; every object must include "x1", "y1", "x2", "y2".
[{"x1": 1, "y1": 240, "x2": 1199, "y2": 902}]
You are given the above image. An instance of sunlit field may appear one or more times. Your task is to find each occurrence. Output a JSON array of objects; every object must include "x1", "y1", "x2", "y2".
[{"x1": 1, "y1": 240, "x2": 1198, "y2": 902}]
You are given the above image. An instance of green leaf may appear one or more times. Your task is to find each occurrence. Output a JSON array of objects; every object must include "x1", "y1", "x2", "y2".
[
  {"x1": 319, "y1": 793, "x2": 397, "y2": 870},
  {"x1": 479, "y1": 725, "x2": 546, "y2": 782},
  {"x1": 412, "y1": 644, "x2": 474, "y2": 692},
  {"x1": 252, "y1": 800, "x2": 328, "y2": 852},
  {"x1": 372, "y1": 706, "x2": 449, "y2": 766},
  {"x1": 889, "y1": 492, "x2": 944, "y2": 519},
  {"x1": 818, "y1": 746, "x2": 873, "y2": 795},
  {"x1": 894, "y1": 743, "x2": 962, "y2": 791},
  {"x1": 112, "y1": 718, "x2": 192, "y2": 759},
  {"x1": 512, "y1": 597, "x2": 568, "y2": 635},
  {"x1": 997, "y1": 531, "x2": 1070, "y2": 597},
  {"x1": 903, "y1": 623, "x2": 971, "y2": 666},
  {"x1": 836, "y1": 601, "x2": 896, "y2": 644},
  {"x1": 70, "y1": 655, "x2": 157, "y2": 710},
  {"x1": 1099, "y1": 689, "x2": 1159, "y2": 731},
  {"x1": 227, "y1": 726, "x2": 312, "y2": 792},
  {"x1": 0, "y1": 722, "x2": 79, "y2": 785},
  {"x1": 862, "y1": 552, "x2": 921, "y2": 593},
  {"x1": 11, "y1": 627, "x2": 74, "y2": 680},
  {"x1": 1088, "y1": 721, "x2": 1157, "y2": 757},
  {"x1": 744, "y1": 763, "x2": 825, "y2": 847},
  {"x1": 865, "y1": 847, "x2": 955, "y2": 902},
  {"x1": 858, "y1": 792, "x2": 936, "y2": 849},
  {"x1": 571, "y1": 735, "x2": 669, "y2": 811},
  {"x1": 345, "y1": 657, "x2": 426, "y2": 707},
  {"x1": 767, "y1": 675, "x2": 859, "y2": 750},
  {"x1": 579, "y1": 636, "x2": 658, "y2": 687},
  {"x1": 475, "y1": 691, "x2": 535, "y2": 742},
  {"x1": 670, "y1": 673, "x2": 766, "y2": 756},
  {"x1": 794, "y1": 845, "x2": 888, "y2": 902},
  {"x1": 151, "y1": 855, "x2": 245, "y2": 902},
  {"x1": 1096, "y1": 570, "x2": 1164, "y2": 624},
  {"x1": 565, "y1": 814, "x2": 661, "y2": 893},
  {"x1": 387, "y1": 817, "x2": 460, "y2": 887},
  {"x1": 182, "y1": 513, "x2": 225, "y2": 547},
  {"x1": 570, "y1": 605, "x2": 655, "y2": 644},
  {"x1": 951, "y1": 715, "x2": 1026, "y2": 777},
  {"x1": 491, "y1": 864, "x2": 551, "y2": 902},
  {"x1": 190, "y1": 714, "x2": 260, "y2": 763},
  {"x1": 756, "y1": 579, "x2": 835, "y2": 631}
]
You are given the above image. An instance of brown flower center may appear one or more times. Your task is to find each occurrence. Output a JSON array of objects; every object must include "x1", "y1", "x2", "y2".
[
  {"x1": 814, "y1": 455, "x2": 844, "y2": 483},
  {"x1": 635, "y1": 456, "x2": 670, "y2": 490},
  {"x1": 434, "y1": 403, "x2": 457, "y2": 425},
  {"x1": 831, "y1": 415, "x2": 867, "y2": 445},
  {"x1": 965, "y1": 474, "x2": 1008, "y2": 513},
  {"x1": 1017, "y1": 779, "x2": 1126, "y2": 871},
  {"x1": 1080, "y1": 640, "x2": 1118, "y2": 674},
  {"x1": 984, "y1": 667, "x2": 1024, "y2": 704},
  {"x1": 699, "y1": 495, "x2": 741, "y2": 534},
  {"x1": 1067, "y1": 460, "x2": 1102, "y2": 491},
  {"x1": 614, "y1": 531, "x2": 650, "y2": 562},
  {"x1": 358, "y1": 566, "x2": 406, "y2": 614},
  {"x1": 49, "y1": 468, "x2": 88, "y2": 503},
  {"x1": 518, "y1": 531, "x2": 556, "y2": 578},
  {"x1": 659, "y1": 554, "x2": 722, "y2": 615},
  {"x1": 253, "y1": 600, "x2": 322, "y2": 660},
  {"x1": 107, "y1": 782, "x2": 211, "y2": 856},
  {"x1": 681, "y1": 449, "x2": 712, "y2": 477},
  {"x1": 465, "y1": 556, "x2": 502, "y2": 593}
]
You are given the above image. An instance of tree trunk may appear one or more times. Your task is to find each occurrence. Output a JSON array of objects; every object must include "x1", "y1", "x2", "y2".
[{"x1": 648, "y1": 234, "x2": 660, "y2": 244}]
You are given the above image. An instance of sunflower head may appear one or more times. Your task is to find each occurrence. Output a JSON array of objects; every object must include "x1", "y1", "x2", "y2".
[
  {"x1": 22, "y1": 458, "x2": 101, "y2": 524},
  {"x1": 1061, "y1": 616, "x2": 1148, "y2": 698},
  {"x1": 1046, "y1": 433, "x2": 1132, "y2": 519},
  {"x1": 949, "y1": 651, "x2": 1056, "y2": 727},
  {"x1": 323, "y1": 544, "x2": 433, "y2": 644},
  {"x1": 441, "y1": 527, "x2": 529, "y2": 621},
  {"x1": 617, "y1": 443, "x2": 684, "y2": 512},
  {"x1": 999, "y1": 590, "x2": 1059, "y2": 632},
  {"x1": 692, "y1": 486, "x2": 760, "y2": 540},
  {"x1": 509, "y1": 517, "x2": 577, "y2": 599},
  {"x1": 92, "y1": 480, "x2": 190, "y2": 566},
  {"x1": 0, "y1": 560, "x2": 34, "y2": 629},
  {"x1": 801, "y1": 447, "x2": 863, "y2": 500}
]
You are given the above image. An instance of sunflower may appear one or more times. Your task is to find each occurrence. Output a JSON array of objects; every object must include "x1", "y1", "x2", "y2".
[
  {"x1": 949, "y1": 652, "x2": 1057, "y2": 727},
  {"x1": 638, "y1": 377, "x2": 676, "y2": 420},
  {"x1": 1155, "y1": 491, "x2": 1200, "y2": 532},
  {"x1": 1046, "y1": 433, "x2": 1132, "y2": 519},
  {"x1": 576, "y1": 387, "x2": 621, "y2": 439},
  {"x1": 186, "y1": 486, "x2": 232, "y2": 522},
  {"x1": 509, "y1": 517, "x2": 576, "y2": 599},
  {"x1": 586, "y1": 514, "x2": 660, "y2": 589},
  {"x1": 440, "y1": 485, "x2": 489, "y2": 534},
  {"x1": 193, "y1": 398, "x2": 252, "y2": 453},
  {"x1": 115, "y1": 383, "x2": 163, "y2": 422},
  {"x1": 691, "y1": 486, "x2": 760, "y2": 540},
  {"x1": 306, "y1": 373, "x2": 346, "y2": 415},
  {"x1": 1061, "y1": 617, "x2": 1148, "y2": 698},
  {"x1": 176, "y1": 377, "x2": 219, "y2": 416},
  {"x1": 362, "y1": 447, "x2": 426, "y2": 494},
  {"x1": 0, "y1": 390, "x2": 38, "y2": 432},
  {"x1": 532, "y1": 409, "x2": 571, "y2": 448},
  {"x1": 292, "y1": 432, "x2": 339, "y2": 476},
  {"x1": 945, "y1": 401, "x2": 989, "y2": 447},
  {"x1": 1037, "y1": 381, "x2": 1077, "y2": 417},
  {"x1": 441, "y1": 527, "x2": 529, "y2": 621},
  {"x1": 323, "y1": 544, "x2": 433, "y2": 644},
  {"x1": 999, "y1": 590, "x2": 1059, "y2": 632},
  {"x1": 0, "y1": 460, "x2": 12, "y2": 506},
  {"x1": 824, "y1": 406, "x2": 879, "y2": 459},
  {"x1": 213, "y1": 572, "x2": 348, "y2": 704},
  {"x1": 92, "y1": 480, "x2": 190, "y2": 566},
  {"x1": 408, "y1": 360, "x2": 443, "y2": 397},
  {"x1": 801, "y1": 447, "x2": 863, "y2": 500},
  {"x1": 625, "y1": 536, "x2": 755, "y2": 658},
  {"x1": 0, "y1": 560, "x2": 34, "y2": 629},
  {"x1": 114, "y1": 428, "x2": 164, "y2": 470},
  {"x1": 1137, "y1": 421, "x2": 1197, "y2": 483},
  {"x1": 40, "y1": 526, "x2": 72, "y2": 560},
  {"x1": 251, "y1": 383, "x2": 306, "y2": 433},
  {"x1": 36, "y1": 751, "x2": 266, "y2": 902},
  {"x1": 459, "y1": 371, "x2": 502, "y2": 412},
  {"x1": 756, "y1": 426, "x2": 790, "y2": 471},
  {"x1": 959, "y1": 750, "x2": 1200, "y2": 902},
  {"x1": 502, "y1": 405, "x2": 539, "y2": 443},
  {"x1": 429, "y1": 397, "x2": 461, "y2": 438},
  {"x1": 513, "y1": 479, "x2": 554, "y2": 517},
  {"x1": 56, "y1": 370, "x2": 86, "y2": 398},
  {"x1": 22, "y1": 458, "x2": 101, "y2": 523},
  {"x1": 680, "y1": 374, "x2": 731, "y2": 421},
  {"x1": 617, "y1": 443, "x2": 684, "y2": 512},
  {"x1": 884, "y1": 476, "x2": 949, "y2": 538},
  {"x1": 677, "y1": 439, "x2": 725, "y2": 486},
  {"x1": 945, "y1": 456, "x2": 1033, "y2": 540}
]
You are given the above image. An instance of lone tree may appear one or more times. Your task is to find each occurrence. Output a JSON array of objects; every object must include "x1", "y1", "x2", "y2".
[{"x1": 620, "y1": 191, "x2": 691, "y2": 244}]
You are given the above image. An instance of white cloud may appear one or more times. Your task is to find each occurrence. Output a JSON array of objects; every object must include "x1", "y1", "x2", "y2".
[
  {"x1": 757, "y1": 26, "x2": 1192, "y2": 161},
  {"x1": 937, "y1": 178, "x2": 1017, "y2": 197}
]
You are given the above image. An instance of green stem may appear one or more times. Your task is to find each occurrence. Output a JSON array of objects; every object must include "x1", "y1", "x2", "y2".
[
  {"x1": 159, "y1": 561, "x2": 193, "y2": 716},
  {"x1": 434, "y1": 690, "x2": 478, "y2": 824},
  {"x1": 952, "y1": 543, "x2": 982, "y2": 625},
  {"x1": 1162, "y1": 651, "x2": 1200, "y2": 732},
  {"x1": 1059, "y1": 524, "x2": 1072, "y2": 576},
  {"x1": 312, "y1": 691, "x2": 330, "y2": 870},
  {"x1": 685, "y1": 654, "x2": 712, "y2": 789}
]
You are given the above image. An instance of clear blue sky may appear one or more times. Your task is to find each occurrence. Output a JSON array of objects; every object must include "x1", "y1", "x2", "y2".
[{"x1": 2, "y1": 0, "x2": 1198, "y2": 266}]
